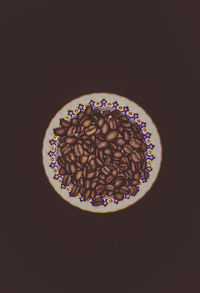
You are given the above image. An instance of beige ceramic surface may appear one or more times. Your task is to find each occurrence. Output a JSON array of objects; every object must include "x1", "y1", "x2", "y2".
[{"x1": 42, "y1": 93, "x2": 162, "y2": 213}]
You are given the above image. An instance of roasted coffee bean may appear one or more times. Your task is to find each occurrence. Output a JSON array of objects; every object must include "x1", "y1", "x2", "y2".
[
  {"x1": 62, "y1": 174, "x2": 71, "y2": 186},
  {"x1": 92, "y1": 196, "x2": 103, "y2": 206},
  {"x1": 105, "y1": 156, "x2": 111, "y2": 166},
  {"x1": 131, "y1": 152, "x2": 141, "y2": 163},
  {"x1": 109, "y1": 118, "x2": 118, "y2": 129},
  {"x1": 59, "y1": 141, "x2": 67, "y2": 148},
  {"x1": 85, "y1": 139, "x2": 92, "y2": 145},
  {"x1": 121, "y1": 115, "x2": 129, "y2": 121},
  {"x1": 83, "y1": 166, "x2": 87, "y2": 178},
  {"x1": 88, "y1": 145, "x2": 95, "y2": 153},
  {"x1": 54, "y1": 127, "x2": 66, "y2": 136},
  {"x1": 130, "y1": 186, "x2": 138, "y2": 196},
  {"x1": 134, "y1": 172, "x2": 140, "y2": 180},
  {"x1": 70, "y1": 186, "x2": 80, "y2": 197},
  {"x1": 57, "y1": 156, "x2": 65, "y2": 167},
  {"x1": 120, "y1": 186, "x2": 129, "y2": 194},
  {"x1": 129, "y1": 138, "x2": 141, "y2": 149},
  {"x1": 101, "y1": 123, "x2": 109, "y2": 134},
  {"x1": 114, "y1": 193, "x2": 124, "y2": 201},
  {"x1": 112, "y1": 169, "x2": 118, "y2": 177},
  {"x1": 87, "y1": 171, "x2": 96, "y2": 179},
  {"x1": 112, "y1": 160, "x2": 119, "y2": 168},
  {"x1": 130, "y1": 179, "x2": 140, "y2": 186},
  {"x1": 80, "y1": 186, "x2": 85, "y2": 195},
  {"x1": 67, "y1": 126, "x2": 76, "y2": 136},
  {"x1": 141, "y1": 160, "x2": 147, "y2": 171},
  {"x1": 115, "y1": 177, "x2": 124, "y2": 188},
  {"x1": 59, "y1": 135, "x2": 67, "y2": 142},
  {"x1": 121, "y1": 156, "x2": 130, "y2": 164},
  {"x1": 90, "y1": 190, "x2": 95, "y2": 199},
  {"x1": 96, "y1": 157, "x2": 104, "y2": 166},
  {"x1": 59, "y1": 167, "x2": 66, "y2": 175},
  {"x1": 85, "y1": 179, "x2": 91, "y2": 189},
  {"x1": 98, "y1": 150, "x2": 104, "y2": 161},
  {"x1": 74, "y1": 144, "x2": 84, "y2": 157},
  {"x1": 77, "y1": 111, "x2": 85, "y2": 120},
  {"x1": 99, "y1": 179, "x2": 106, "y2": 185},
  {"x1": 119, "y1": 127, "x2": 124, "y2": 133},
  {"x1": 141, "y1": 142, "x2": 147, "y2": 152},
  {"x1": 82, "y1": 119, "x2": 92, "y2": 128},
  {"x1": 90, "y1": 159, "x2": 96, "y2": 170},
  {"x1": 106, "y1": 175, "x2": 114, "y2": 183},
  {"x1": 108, "y1": 191, "x2": 114, "y2": 196},
  {"x1": 121, "y1": 121, "x2": 132, "y2": 128},
  {"x1": 113, "y1": 151, "x2": 123, "y2": 159},
  {"x1": 111, "y1": 109, "x2": 121, "y2": 118},
  {"x1": 126, "y1": 170, "x2": 133, "y2": 178},
  {"x1": 104, "y1": 148, "x2": 111, "y2": 155},
  {"x1": 110, "y1": 143, "x2": 117, "y2": 151},
  {"x1": 102, "y1": 110, "x2": 111, "y2": 117},
  {"x1": 99, "y1": 174, "x2": 106, "y2": 180},
  {"x1": 60, "y1": 120, "x2": 70, "y2": 128},
  {"x1": 83, "y1": 189, "x2": 91, "y2": 201},
  {"x1": 140, "y1": 152, "x2": 145, "y2": 161},
  {"x1": 96, "y1": 184, "x2": 105, "y2": 194},
  {"x1": 82, "y1": 143, "x2": 88, "y2": 150},
  {"x1": 124, "y1": 145, "x2": 133, "y2": 154},
  {"x1": 88, "y1": 154, "x2": 95, "y2": 162},
  {"x1": 131, "y1": 161, "x2": 136, "y2": 172},
  {"x1": 75, "y1": 170, "x2": 83, "y2": 181},
  {"x1": 141, "y1": 170, "x2": 149, "y2": 180},
  {"x1": 98, "y1": 117, "x2": 105, "y2": 127},
  {"x1": 119, "y1": 163, "x2": 128, "y2": 171},
  {"x1": 62, "y1": 145, "x2": 72, "y2": 155},
  {"x1": 85, "y1": 105, "x2": 93, "y2": 115},
  {"x1": 79, "y1": 177, "x2": 84, "y2": 186},
  {"x1": 85, "y1": 125, "x2": 97, "y2": 135},
  {"x1": 75, "y1": 161, "x2": 83, "y2": 169},
  {"x1": 106, "y1": 130, "x2": 118, "y2": 141},
  {"x1": 97, "y1": 141, "x2": 108, "y2": 149},
  {"x1": 136, "y1": 132, "x2": 143, "y2": 140},
  {"x1": 91, "y1": 181, "x2": 98, "y2": 189},
  {"x1": 69, "y1": 152, "x2": 76, "y2": 161},
  {"x1": 101, "y1": 166, "x2": 111, "y2": 175},
  {"x1": 106, "y1": 184, "x2": 115, "y2": 191},
  {"x1": 116, "y1": 138, "x2": 126, "y2": 146},
  {"x1": 80, "y1": 155, "x2": 88, "y2": 164},
  {"x1": 71, "y1": 118, "x2": 79, "y2": 125},
  {"x1": 70, "y1": 164, "x2": 76, "y2": 174},
  {"x1": 123, "y1": 131, "x2": 130, "y2": 141}
]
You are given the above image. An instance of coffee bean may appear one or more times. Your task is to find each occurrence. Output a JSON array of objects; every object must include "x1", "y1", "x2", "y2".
[
  {"x1": 76, "y1": 162, "x2": 83, "y2": 169},
  {"x1": 87, "y1": 172, "x2": 96, "y2": 179},
  {"x1": 79, "y1": 177, "x2": 84, "y2": 186},
  {"x1": 130, "y1": 179, "x2": 140, "y2": 186},
  {"x1": 119, "y1": 163, "x2": 128, "y2": 171},
  {"x1": 105, "y1": 156, "x2": 111, "y2": 166},
  {"x1": 83, "y1": 189, "x2": 91, "y2": 201},
  {"x1": 65, "y1": 162, "x2": 71, "y2": 173},
  {"x1": 75, "y1": 170, "x2": 83, "y2": 181},
  {"x1": 106, "y1": 130, "x2": 118, "y2": 141},
  {"x1": 124, "y1": 145, "x2": 133, "y2": 154},
  {"x1": 98, "y1": 117, "x2": 105, "y2": 127},
  {"x1": 141, "y1": 160, "x2": 147, "y2": 170},
  {"x1": 62, "y1": 174, "x2": 71, "y2": 186},
  {"x1": 91, "y1": 181, "x2": 97, "y2": 189},
  {"x1": 96, "y1": 184, "x2": 105, "y2": 194},
  {"x1": 77, "y1": 112, "x2": 85, "y2": 120},
  {"x1": 96, "y1": 157, "x2": 104, "y2": 166},
  {"x1": 57, "y1": 156, "x2": 65, "y2": 167},
  {"x1": 59, "y1": 135, "x2": 67, "y2": 142},
  {"x1": 85, "y1": 105, "x2": 93, "y2": 115},
  {"x1": 141, "y1": 142, "x2": 147, "y2": 152},
  {"x1": 102, "y1": 110, "x2": 111, "y2": 117},
  {"x1": 108, "y1": 191, "x2": 114, "y2": 196},
  {"x1": 88, "y1": 154, "x2": 95, "y2": 162},
  {"x1": 85, "y1": 179, "x2": 91, "y2": 189},
  {"x1": 106, "y1": 184, "x2": 115, "y2": 191},
  {"x1": 98, "y1": 150, "x2": 104, "y2": 161},
  {"x1": 69, "y1": 152, "x2": 76, "y2": 161},
  {"x1": 111, "y1": 110, "x2": 121, "y2": 118},
  {"x1": 136, "y1": 133, "x2": 143, "y2": 140},
  {"x1": 141, "y1": 170, "x2": 149, "y2": 180},
  {"x1": 134, "y1": 172, "x2": 140, "y2": 180},
  {"x1": 114, "y1": 193, "x2": 124, "y2": 201},
  {"x1": 130, "y1": 186, "x2": 138, "y2": 196},
  {"x1": 60, "y1": 120, "x2": 70, "y2": 128},
  {"x1": 104, "y1": 148, "x2": 111, "y2": 155},
  {"x1": 121, "y1": 156, "x2": 130, "y2": 165},
  {"x1": 112, "y1": 169, "x2": 118, "y2": 177},
  {"x1": 113, "y1": 151, "x2": 123, "y2": 159},
  {"x1": 59, "y1": 141, "x2": 67, "y2": 148},
  {"x1": 67, "y1": 126, "x2": 76, "y2": 136},
  {"x1": 116, "y1": 138, "x2": 126, "y2": 146},
  {"x1": 99, "y1": 179, "x2": 106, "y2": 185},
  {"x1": 83, "y1": 166, "x2": 87, "y2": 178},
  {"x1": 99, "y1": 174, "x2": 106, "y2": 180},
  {"x1": 101, "y1": 123, "x2": 109, "y2": 134},
  {"x1": 121, "y1": 116, "x2": 129, "y2": 121},
  {"x1": 59, "y1": 167, "x2": 66, "y2": 175},
  {"x1": 106, "y1": 175, "x2": 114, "y2": 183},
  {"x1": 131, "y1": 152, "x2": 141, "y2": 163},
  {"x1": 129, "y1": 138, "x2": 141, "y2": 149},
  {"x1": 85, "y1": 139, "x2": 92, "y2": 145},
  {"x1": 120, "y1": 186, "x2": 129, "y2": 194},
  {"x1": 131, "y1": 161, "x2": 136, "y2": 172},
  {"x1": 70, "y1": 186, "x2": 80, "y2": 197},
  {"x1": 101, "y1": 166, "x2": 111, "y2": 175},
  {"x1": 71, "y1": 118, "x2": 79, "y2": 125},
  {"x1": 62, "y1": 145, "x2": 72, "y2": 155},
  {"x1": 70, "y1": 164, "x2": 76, "y2": 174},
  {"x1": 110, "y1": 143, "x2": 117, "y2": 151},
  {"x1": 80, "y1": 186, "x2": 85, "y2": 195},
  {"x1": 97, "y1": 141, "x2": 108, "y2": 149},
  {"x1": 82, "y1": 119, "x2": 92, "y2": 128},
  {"x1": 88, "y1": 145, "x2": 95, "y2": 153},
  {"x1": 54, "y1": 127, "x2": 66, "y2": 136},
  {"x1": 109, "y1": 118, "x2": 118, "y2": 129},
  {"x1": 85, "y1": 125, "x2": 97, "y2": 136},
  {"x1": 74, "y1": 144, "x2": 84, "y2": 157},
  {"x1": 123, "y1": 131, "x2": 130, "y2": 141},
  {"x1": 80, "y1": 155, "x2": 88, "y2": 164},
  {"x1": 115, "y1": 177, "x2": 124, "y2": 188},
  {"x1": 90, "y1": 190, "x2": 95, "y2": 199},
  {"x1": 66, "y1": 137, "x2": 76, "y2": 144},
  {"x1": 92, "y1": 196, "x2": 103, "y2": 206},
  {"x1": 90, "y1": 159, "x2": 96, "y2": 170},
  {"x1": 121, "y1": 122, "x2": 132, "y2": 128}
]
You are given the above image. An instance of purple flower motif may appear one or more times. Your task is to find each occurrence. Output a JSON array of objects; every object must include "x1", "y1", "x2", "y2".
[
  {"x1": 148, "y1": 143, "x2": 155, "y2": 150},
  {"x1": 48, "y1": 150, "x2": 56, "y2": 157},
  {"x1": 49, "y1": 162, "x2": 57, "y2": 169},
  {"x1": 123, "y1": 106, "x2": 129, "y2": 114},
  {"x1": 113, "y1": 101, "x2": 119, "y2": 108},
  {"x1": 68, "y1": 110, "x2": 74, "y2": 117},
  {"x1": 78, "y1": 104, "x2": 84, "y2": 111},
  {"x1": 49, "y1": 139, "x2": 57, "y2": 146},
  {"x1": 140, "y1": 122, "x2": 146, "y2": 128},
  {"x1": 61, "y1": 184, "x2": 66, "y2": 189},
  {"x1": 89, "y1": 100, "x2": 95, "y2": 106},
  {"x1": 132, "y1": 113, "x2": 139, "y2": 120},
  {"x1": 53, "y1": 174, "x2": 62, "y2": 180}
]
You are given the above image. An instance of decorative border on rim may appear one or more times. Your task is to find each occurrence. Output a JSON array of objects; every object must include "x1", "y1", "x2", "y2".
[{"x1": 47, "y1": 99, "x2": 155, "y2": 206}]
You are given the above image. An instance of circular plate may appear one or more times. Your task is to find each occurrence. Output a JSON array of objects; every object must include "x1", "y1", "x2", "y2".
[{"x1": 42, "y1": 93, "x2": 162, "y2": 213}]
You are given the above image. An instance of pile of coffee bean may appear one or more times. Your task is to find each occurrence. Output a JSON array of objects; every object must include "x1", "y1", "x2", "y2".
[{"x1": 54, "y1": 105, "x2": 149, "y2": 206}]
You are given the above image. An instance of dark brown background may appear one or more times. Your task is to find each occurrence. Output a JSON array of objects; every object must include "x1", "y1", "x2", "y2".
[{"x1": 2, "y1": 1, "x2": 200, "y2": 293}]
